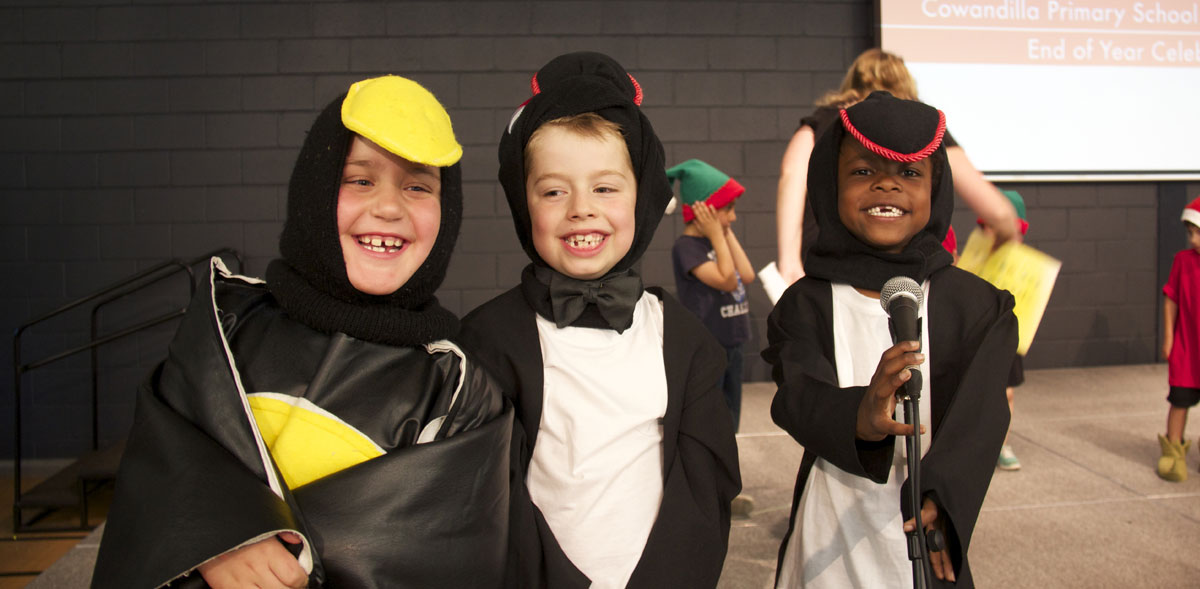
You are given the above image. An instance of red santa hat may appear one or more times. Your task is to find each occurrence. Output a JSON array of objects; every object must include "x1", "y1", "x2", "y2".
[{"x1": 1183, "y1": 195, "x2": 1200, "y2": 228}]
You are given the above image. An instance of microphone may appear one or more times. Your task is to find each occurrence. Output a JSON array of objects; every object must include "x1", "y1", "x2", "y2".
[
  {"x1": 881, "y1": 276, "x2": 922, "y2": 343},
  {"x1": 880, "y1": 276, "x2": 924, "y2": 399}
]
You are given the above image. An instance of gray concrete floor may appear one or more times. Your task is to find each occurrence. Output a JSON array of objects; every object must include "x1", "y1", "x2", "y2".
[
  {"x1": 29, "y1": 364, "x2": 1200, "y2": 587},
  {"x1": 721, "y1": 363, "x2": 1200, "y2": 588}
]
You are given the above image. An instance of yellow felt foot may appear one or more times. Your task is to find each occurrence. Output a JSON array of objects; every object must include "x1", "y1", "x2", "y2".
[{"x1": 1157, "y1": 434, "x2": 1190, "y2": 482}]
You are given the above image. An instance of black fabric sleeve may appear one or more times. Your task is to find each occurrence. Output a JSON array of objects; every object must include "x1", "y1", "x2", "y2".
[
  {"x1": 908, "y1": 269, "x2": 1017, "y2": 587},
  {"x1": 763, "y1": 278, "x2": 893, "y2": 483},
  {"x1": 1007, "y1": 354, "x2": 1025, "y2": 388}
]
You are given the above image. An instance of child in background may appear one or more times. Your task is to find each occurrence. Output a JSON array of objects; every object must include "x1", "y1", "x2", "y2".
[
  {"x1": 763, "y1": 92, "x2": 1016, "y2": 588},
  {"x1": 668, "y1": 159, "x2": 756, "y2": 432},
  {"x1": 93, "y1": 76, "x2": 511, "y2": 588},
  {"x1": 991, "y1": 190, "x2": 1030, "y2": 471},
  {"x1": 460, "y1": 52, "x2": 740, "y2": 589},
  {"x1": 1157, "y1": 195, "x2": 1200, "y2": 482},
  {"x1": 944, "y1": 191, "x2": 1029, "y2": 472}
]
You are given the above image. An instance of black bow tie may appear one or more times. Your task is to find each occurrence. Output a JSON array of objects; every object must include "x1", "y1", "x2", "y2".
[{"x1": 545, "y1": 270, "x2": 643, "y2": 333}]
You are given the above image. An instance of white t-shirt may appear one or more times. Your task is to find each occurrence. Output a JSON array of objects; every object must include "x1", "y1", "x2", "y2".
[
  {"x1": 777, "y1": 282, "x2": 932, "y2": 589},
  {"x1": 527, "y1": 292, "x2": 668, "y2": 589}
]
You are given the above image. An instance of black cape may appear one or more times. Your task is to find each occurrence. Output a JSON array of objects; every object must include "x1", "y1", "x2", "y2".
[
  {"x1": 93, "y1": 262, "x2": 512, "y2": 588},
  {"x1": 459, "y1": 285, "x2": 742, "y2": 588},
  {"x1": 762, "y1": 266, "x2": 1016, "y2": 588}
]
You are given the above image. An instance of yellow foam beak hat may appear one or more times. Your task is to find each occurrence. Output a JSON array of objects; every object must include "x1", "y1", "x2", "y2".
[{"x1": 341, "y1": 75, "x2": 463, "y2": 167}]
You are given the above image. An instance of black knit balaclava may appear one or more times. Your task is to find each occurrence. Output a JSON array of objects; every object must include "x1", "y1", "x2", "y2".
[
  {"x1": 497, "y1": 52, "x2": 672, "y2": 332},
  {"x1": 804, "y1": 91, "x2": 954, "y2": 291},
  {"x1": 266, "y1": 79, "x2": 463, "y2": 346}
]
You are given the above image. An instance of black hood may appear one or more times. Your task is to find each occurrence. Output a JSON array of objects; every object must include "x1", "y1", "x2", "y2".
[
  {"x1": 804, "y1": 91, "x2": 954, "y2": 291},
  {"x1": 497, "y1": 51, "x2": 671, "y2": 277}
]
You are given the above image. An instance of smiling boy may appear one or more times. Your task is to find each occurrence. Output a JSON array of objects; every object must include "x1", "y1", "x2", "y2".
[
  {"x1": 763, "y1": 92, "x2": 1016, "y2": 588},
  {"x1": 337, "y1": 135, "x2": 443, "y2": 295},
  {"x1": 460, "y1": 52, "x2": 740, "y2": 589},
  {"x1": 668, "y1": 159, "x2": 756, "y2": 434},
  {"x1": 93, "y1": 76, "x2": 511, "y2": 589},
  {"x1": 524, "y1": 115, "x2": 636, "y2": 281},
  {"x1": 835, "y1": 137, "x2": 933, "y2": 254}
]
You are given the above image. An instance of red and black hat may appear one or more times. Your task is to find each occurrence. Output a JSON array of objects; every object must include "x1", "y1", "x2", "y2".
[{"x1": 839, "y1": 98, "x2": 945, "y2": 164}]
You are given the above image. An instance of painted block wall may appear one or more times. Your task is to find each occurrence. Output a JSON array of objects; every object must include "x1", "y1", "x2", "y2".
[{"x1": 1, "y1": 0, "x2": 1194, "y2": 458}]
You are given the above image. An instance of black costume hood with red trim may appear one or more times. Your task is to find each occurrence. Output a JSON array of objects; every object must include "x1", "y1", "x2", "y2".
[
  {"x1": 497, "y1": 51, "x2": 672, "y2": 275},
  {"x1": 804, "y1": 91, "x2": 955, "y2": 291}
]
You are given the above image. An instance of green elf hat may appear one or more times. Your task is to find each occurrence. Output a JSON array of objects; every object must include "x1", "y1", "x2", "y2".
[
  {"x1": 665, "y1": 159, "x2": 744, "y2": 223},
  {"x1": 978, "y1": 189, "x2": 1029, "y2": 235}
]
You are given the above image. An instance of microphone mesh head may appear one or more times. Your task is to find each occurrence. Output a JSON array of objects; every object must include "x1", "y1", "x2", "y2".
[{"x1": 880, "y1": 276, "x2": 923, "y2": 312}]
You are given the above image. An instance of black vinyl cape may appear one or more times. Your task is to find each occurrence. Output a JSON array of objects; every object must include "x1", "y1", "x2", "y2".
[
  {"x1": 92, "y1": 262, "x2": 512, "y2": 588},
  {"x1": 762, "y1": 266, "x2": 1016, "y2": 588},
  {"x1": 459, "y1": 285, "x2": 741, "y2": 588}
]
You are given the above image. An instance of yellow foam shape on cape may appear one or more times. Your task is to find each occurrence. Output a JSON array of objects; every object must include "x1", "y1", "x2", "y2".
[
  {"x1": 248, "y1": 393, "x2": 385, "y2": 489},
  {"x1": 341, "y1": 75, "x2": 462, "y2": 167}
]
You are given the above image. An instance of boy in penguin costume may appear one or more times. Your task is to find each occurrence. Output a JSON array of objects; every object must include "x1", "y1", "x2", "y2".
[
  {"x1": 92, "y1": 76, "x2": 512, "y2": 589},
  {"x1": 763, "y1": 92, "x2": 1017, "y2": 588},
  {"x1": 459, "y1": 52, "x2": 741, "y2": 589}
]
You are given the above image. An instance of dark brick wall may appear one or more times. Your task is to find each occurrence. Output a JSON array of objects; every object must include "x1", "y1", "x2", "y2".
[
  {"x1": 0, "y1": 0, "x2": 1192, "y2": 458},
  {"x1": 948, "y1": 180, "x2": 1200, "y2": 371}
]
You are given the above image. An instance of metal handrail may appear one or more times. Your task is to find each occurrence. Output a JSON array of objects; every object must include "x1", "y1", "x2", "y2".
[
  {"x1": 12, "y1": 248, "x2": 244, "y2": 531},
  {"x1": 82, "y1": 249, "x2": 242, "y2": 450}
]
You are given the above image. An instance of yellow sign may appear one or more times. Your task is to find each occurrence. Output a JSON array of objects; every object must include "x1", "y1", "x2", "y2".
[{"x1": 957, "y1": 228, "x2": 1061, "y2": 356}]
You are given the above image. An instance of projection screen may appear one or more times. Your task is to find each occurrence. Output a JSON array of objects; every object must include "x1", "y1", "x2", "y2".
[{"x1": 879, "y1": 1, "x2": 1200, "y2": 180}]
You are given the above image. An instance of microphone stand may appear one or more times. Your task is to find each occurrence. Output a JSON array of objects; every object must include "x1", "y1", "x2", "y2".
[
  {"x1": 892, "y1": 318, "x2": 932, "y2": 589},
  {"x1": 901, "y1": 370, "x2": 931, "y2": 589}
]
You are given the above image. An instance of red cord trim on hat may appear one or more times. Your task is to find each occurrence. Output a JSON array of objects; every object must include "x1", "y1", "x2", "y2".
[
  {"x1": 530, "y1": 72, "x2": 642, "y2": 105},
  {"x1": 628, "y1": 74, "x2": 643, "y2": 105},
  {"x1": 839, "y1": 109, "x2": 946, "y2": 163}
]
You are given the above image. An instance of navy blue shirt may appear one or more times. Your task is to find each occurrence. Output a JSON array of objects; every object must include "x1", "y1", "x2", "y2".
[{"x1": 672, "y1": 235, "x2": 750, "y2": 347}]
